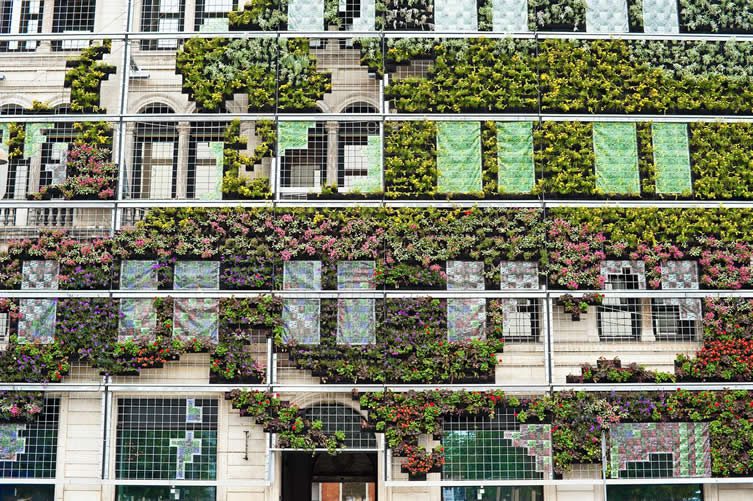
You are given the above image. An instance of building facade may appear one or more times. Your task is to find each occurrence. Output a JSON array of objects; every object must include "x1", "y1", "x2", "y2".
[{"x1": 0, "y1": 0, "x2": 752, "y2": 500}]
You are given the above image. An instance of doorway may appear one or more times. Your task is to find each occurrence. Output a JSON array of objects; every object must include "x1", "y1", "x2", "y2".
[{"x1": 281, "y1": 451, "x2": 377, "y2": 501}]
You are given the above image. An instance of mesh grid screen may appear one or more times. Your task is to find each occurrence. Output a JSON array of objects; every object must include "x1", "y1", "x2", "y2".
[
  {"x1": 0, "y1": 398, "x2": 59, "y2": 479},
  {"x1": 116, "y1": 398, "x2": 218, "y2": 480}
]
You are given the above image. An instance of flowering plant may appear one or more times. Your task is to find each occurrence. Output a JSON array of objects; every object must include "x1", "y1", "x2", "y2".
[{"x1": 0, "y1": 392, "x2": 44, "y2": 422}]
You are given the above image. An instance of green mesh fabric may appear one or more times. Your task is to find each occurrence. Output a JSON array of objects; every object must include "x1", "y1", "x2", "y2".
[
  {"x1": 437, "y1": 122, "x2": 482, "y2": 194},
  {"x1": 593, "y1": 122, "x2": 639, "y2": 195},
  {"x1": 0, "y1": 123, "x2": 8, "y2": 153},
  {"x1": 497, "y1": 122, "x2": 534, "y2": 193},
  {"x1": 23, "y1": 123, "x2": 52, "y2": 159},
  {"x1": 652, "y1": 123, "x2": 692, "y2": 195},
  {"x1": 349, "y1": 134, "x2": 382, "y2": 193},
  {"x1": 200, "y1": 141, "x2": 224, "y2": 201},
  {"x1": 279, "y1": 121, "x2": 315, "y2": 154}
]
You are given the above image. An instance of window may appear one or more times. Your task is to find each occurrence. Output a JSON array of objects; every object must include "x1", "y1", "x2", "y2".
[
  {"x1": 304, "y1": 404, "x2": 375, "y2": 450},
  {"x1": 442, "y1": 411, "x2": 552, "y2": 480},
  {"x1": 279, "y1": 122, "x2": 327, "y2": 198},
  {"x1": 442, "y1": 486, "x2": 544, "y2": 501},
  {"x1": 116, "y1": 486, "x2": 217, "y2": 501},
  {"x1": 51, "y1": 0, "x2": 96, "y2": 50},
  {"x1": 140, "y1": 0, "x2": 185, "y2": 50},
  {"x1": 606, "y1": 484, "x2": 703, "y2": 501},
  {"x1": 131, "y1": 105, "x2": 177, "y2": 199},
  {"x1": 598, "y1": 268, "x2": 641, "y2": 340},
  {"x1": 116, "y1": 398, "x2": 218, "y2": 481},
  {"x1": 0, "y1": 485, "x2": 55, "y2": 500},
  {"x1": 189, "y1": 123, "x2": 225, "y2": 200},
  {"x1": 0, "y1": 398, "x2": 59, "y2": 478},
  {"x1": 194, "y1": 0, "x2": 236, "y2": 32},
  {"x1": 497, "y1": 299, "x2": 541, "y2": 342},
  {"x1": 338, "y1": 119, "x2": 380, "y2": 192},
  {"x1": 651, "y1": 299, "x2": 700, "y2": 341},
  {"x1": 0, "y1": 0, "x2": 43, "y2": 52}
]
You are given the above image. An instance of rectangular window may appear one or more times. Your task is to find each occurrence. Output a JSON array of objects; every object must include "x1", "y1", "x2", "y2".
[
  {"x1": 443, "y1": 411, "x2": 552, "y2": 480},
  {"x1": 0, "y1": 0, "x2": 43, "y2": 52},
  {"x1": 0, "y1": 485, "x2": 55, "y2": 500},
  {"x1": 194, "y1": 0, "x2": 236, "y2": 31},
  {"x1": 443, "y1": 486, "x2": 544, "y2": 501},
  {"x1": 598, "y1": 269, "x2": 641, "y2": 340},
  {"x1": 51, "y1": 0, "x2": 96, "y2": 51},
  {"x1": 140, "y1": 0, "x2": 185, "y2": 50},
  {"x1": 134, "y1": 141, "x2": 177, "y2": 199},
  {"x1": 116, "y1": 486, "x2": 217, "y2": 501},
  {"x1": 651, "y1": 299, "x2": 700, "y2": 342},
  {"x1": 497, "y1": 298, "x2": 541, "y2": 342},
  {"x1": 606, "y1": 484, "x2": 703, "y2": 501},
  {"x1": 0, "y1": 398, "x2": 59, "y2": 478},
  {"x1": 116, "y1": 398, "x2": 218, "y2": 480}
]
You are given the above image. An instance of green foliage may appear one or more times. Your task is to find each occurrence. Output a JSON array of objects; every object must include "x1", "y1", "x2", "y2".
[
  {"x1": 534, "y1": 122, "x2": 595, "y2": 195},
  {"x1": 529, "y1": 0, "x2": 586, "y2": 30},
  {"x1": 679, "y1": 0, "x2": 753, "y2": 33},
  {"x1": 690, "y1": 123, "x2": 753, "y2": 199},
  {"x1": 481, "y1": 121, "x2": 498, "y2": 194},
  {"x1": 221, "y1": 120, "x2": 272, "y2": 200},
  {"x1": 386, "y1": 38, "x2": 538, "y2": 113},
  {"x1": 176, "y1": 38, "x2": 331, "y2": 112},
  {"x1": 540, "y1": 39, "x2": 753, "y2": 114},
  {"x1": 63, "y1": 40, "x2": 116, "y2": 113},
  {"x1": 229, "y1": 0, "x2": 287, "y2": 30},
  {"x1": 384, "y1": 121, "x2": 437, "y2": 197}
]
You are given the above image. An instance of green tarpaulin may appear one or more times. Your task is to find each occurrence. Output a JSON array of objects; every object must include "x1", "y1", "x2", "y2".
[
  {"x1": 593, "y1": 122, "x2": 639, "y2": 195},
  {"x1": 652, "y1": 123, "x2": 692, "y2": 194},
  {"x1": 497, "y1": 122, "x2": 534, "y2": 193},
  {"x1": 278, "y1": 121, "x2": 315, "y2": 155},
  {"x1": 24, "y1": 123, "x2": 52, "y2": 159},
  {"x1": 437, "y1": 122, "x2": 482, "y2": 194},
  {"x1": 0, "y1": 123, "x2": 8, "y2": 154}
]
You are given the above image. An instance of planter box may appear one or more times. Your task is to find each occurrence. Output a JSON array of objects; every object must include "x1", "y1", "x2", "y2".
[{"x1": 210, "y1": 373, "x2": 264, "y2": 385}]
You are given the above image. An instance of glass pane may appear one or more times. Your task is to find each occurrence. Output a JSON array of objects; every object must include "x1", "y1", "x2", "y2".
[
  {"x1": 116, "y1": 486, "x2": 217, "y2": 501},
  {"x1": 606, "y1": 484, "x2": 703, "y2": 501}
]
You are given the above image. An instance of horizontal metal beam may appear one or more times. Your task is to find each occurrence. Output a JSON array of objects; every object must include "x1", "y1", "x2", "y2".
[
  {"x1": 6, "y1": 381, "x2": 753, "y2": 393},
  {"x1": 0, "y1": 30, "x2": 751, "y2": 42},
  {"x1": 4, "y1": 113, "x2": 753, "y2": 123}
]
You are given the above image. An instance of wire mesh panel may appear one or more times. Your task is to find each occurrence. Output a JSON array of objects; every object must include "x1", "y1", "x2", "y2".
[
  {"x1": 0, "y1": 398, "x2": 59, "y2": 478},
  {"x1": 490, "y1": 298, "x2": 542, "y2": 342},
  {"x1": 443, "y1": 411, "x2": 552, "y2": 480},
  {"x1": 278, "y1": 37, "x2": 379, "y2": 112},
  {"x1": 442, "y1": 486, "x2": 545, "y2": 501},
  {"x1": 51, "y1": 0, "x2": 96, "y2": 51},
  {"x1": 304, "y1": 403, "x2": 376, "y2": 450},
  {"x1": 116, "y1": 398, "x2": 218, "y2": 480},
  {"x1": 0, "y1": 0, "x2": 43, "y2": 52},
  {"x1": 194, "y1": 0, "x2": 238, "y2": 32},
  {"x1": 140, "y1": 0, "x2": 186, "y2": 50},
  {"x1": 116, "y1": 486, "x2": 217, "y2": 501},
  {"x1": 608, "y1": 423, "x2": 711, "y2": 479}
]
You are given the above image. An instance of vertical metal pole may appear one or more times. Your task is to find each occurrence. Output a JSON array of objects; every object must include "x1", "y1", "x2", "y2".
[
  {"x1": 601, "y1": 430, "x2": 608, "y2": 501},
  {"x1": 114, "y1": 0, "x2": 134, "y2": 233},
  {"x1": 101, "y1": 375, "x2": 113, "y2": 480},
  {"x1": 544, "y1": 294, "x2": 553, "y2": 387}
]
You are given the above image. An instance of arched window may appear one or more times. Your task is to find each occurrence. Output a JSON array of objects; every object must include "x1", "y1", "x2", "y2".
[
  {"x1": 130, "y1": 104, "x2": 177, "y2": 199},
  {"x1": 305, "y1": 403, "x2": 376, "y2": 450},
  {"x1": 338, "y1": 104, "x2": 380, "y2": 192}
]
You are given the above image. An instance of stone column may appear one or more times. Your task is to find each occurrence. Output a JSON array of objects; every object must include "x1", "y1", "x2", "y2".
[
  {"x1": 176, "y1": 122, "x2": 191, "y2": 199},
  {"x1": 325, "y1": 121, "x2": 339, "y2": 188}
]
